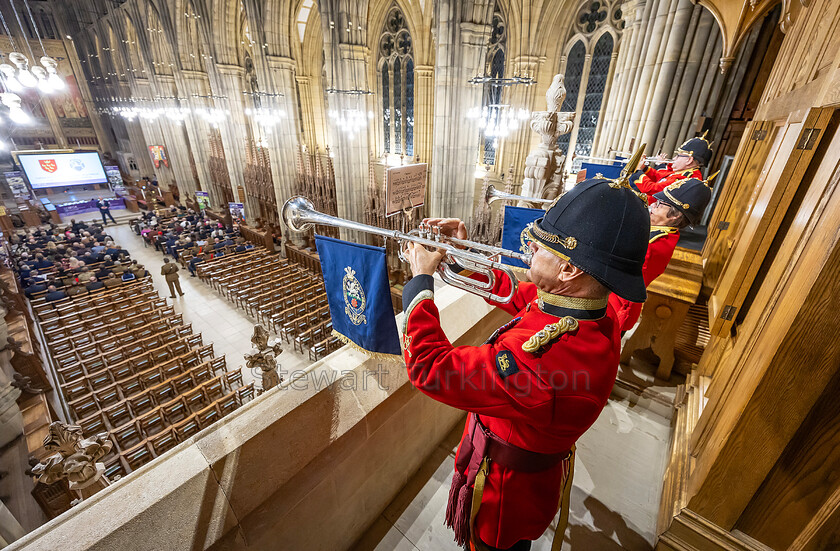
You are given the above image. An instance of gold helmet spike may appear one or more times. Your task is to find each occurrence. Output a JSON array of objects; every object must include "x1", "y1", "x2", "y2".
[
  {"x1": 608, "y1": 144, "x2": 647, "y2": 201},
  {"x1": 701, "y1": 129, "x2": 709, "y2": 140},
  {"x1": 704, "y1": 169, "x2": 721, "y2": 188}
]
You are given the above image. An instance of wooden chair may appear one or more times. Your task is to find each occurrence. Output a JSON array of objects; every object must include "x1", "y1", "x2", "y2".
[
  {"x1": 192, "y1": 364, "x2": 212, "y2": 385},
  {"x1": 94, "y1": 385, "x2": 122, "y2": 409},
  {"x1": 139, "y1": 367, "x2": 164, "y2": 389},
  {"x1": 204, "y1": 377, "x2": 224, "y2": 402},
  {"x1": 128, "y1": 393, "x2": 155, "y2": 417},
  {"x1": 63, "y1": 380, "x2": 90, "y2": 402},
  {"x1": 112, "y1": 421, "x2": 143, "y2": 452},
  {"x1": 150, "y1": 428, "x2": 178, "y2": 457},
  {"x1": 236, "y1": 383, "x2": 255, "y2": 406},
  {"x1": 78, "y1": 412, "x2": 107, "y2": 436},
  {"x1": 103, "y1": 456, "x2": 127, "y2": 481},
  {"x1": 148, "y1": 382, "x2": 176, "y2": 405},
  {"x1": 223, "y1": 368, "x2": 243, "y2": 391},
  {"x1": 104, "y1": 402, "x2": 133, "y2": 430},
  {"x1": 123, "y1": 442, "x2": 154, "y2": 471},
  {"x1": 69, "y1": 394, "x2": 99, "y2": 421},
  {"x1": 195, "y1": 403, "x2": 220, "y2": 429},
  {"x1": 138, "y1": 408, "x2": 166, "y2": 438},
  {"x1": 173, "y1": 415, "x2": 201, "y2": 441},
  {"x1": 197, "y1": 344, "x2": 214, "y2": 361},
  {"x1": 118, "y1": 376, "x2": 143, "y2": 400},
  {"x1": 184, "y1": 387, "x2": 208, "y2": 413},
  {"x1": 210, "y1": 355, "x2": 226, "y2": 375},
  {"x1": 161, "y1": 397, "x2": 189, "y2": 424},
  {"x1": 172, "y1": 372, "x2": 194, "y2": 395},
  {"x1": 217, "y1": 391, "x2": 239, "y2": 417}
]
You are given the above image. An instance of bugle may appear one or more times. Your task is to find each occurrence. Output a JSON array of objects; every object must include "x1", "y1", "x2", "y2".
[
  {"x1": 282, "y1": 196, "x2": 530, "y2": 304},
  {"x1": 484, "y1": 184, "x2": 554, "y2": 207}
]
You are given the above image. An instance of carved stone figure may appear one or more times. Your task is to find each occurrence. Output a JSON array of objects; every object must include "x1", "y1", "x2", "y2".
[
  {"x1": 519, "y1": 73, "x2": 576, "y2": 205},
  {"x1": 30, "y1": 422, "x2": 112, "y2": 499},
  {"x1": 244, "y1": 325, "x2": 284, "y2": 392}
]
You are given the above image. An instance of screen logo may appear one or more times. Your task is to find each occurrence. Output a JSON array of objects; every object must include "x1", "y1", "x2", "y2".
[
  {"x1": 69, "y1": 159, "x2": 85, "y2": 171},
  {"x1": 39, "y1": 159, "x2": 58, "y2": 173}
]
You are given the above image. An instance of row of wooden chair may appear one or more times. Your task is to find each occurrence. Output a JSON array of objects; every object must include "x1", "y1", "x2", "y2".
[
  {"x1": 46, "y1": 306, "x2": 180, "y2": 350},
  {"x1": 308, "y1": 336, "x2": 344, "y2": 362},
  {"x1": 255, "y1": 282, "x2": 324, "y2": 326},
  {"x1": 232, "y1": 267, "x2": 309, "y2": 311},
  {"x1": 196, "y1": 249, "x2": 270, "y2": 281},
  {"x1": 270, "y1": 294, "x2": 328, "y2": 334},
  {"x1": 38, "y1": 287, "x2": 158, "y2": 324},
  {"x1": 102, "y1": 381, "x2": 256, "y2": 479},
  {"x1": 215, "y1": 257, "x2": 289, "y2": 295},
  {"x1": 278, "y1": 306, "x2": 331, "y2": 344},
  {"x1": 65, "y1": 347, "x2": 221, "y2": 421},
  {"x1": 33, "y1": 279, "x2": 153, "y2": 318},
  {"x1": 294, "y1": 320, "x2": 333, "y2": 354},
  {"x1": 53, "y1": 325, "x2": 199, "y2": 372}
]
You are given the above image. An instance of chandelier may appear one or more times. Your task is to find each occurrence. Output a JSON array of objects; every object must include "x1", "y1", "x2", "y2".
[
  {"x1": 466, "y1": 104, "x2": 530, "y2": 140},
  {"x1": 328, "y1": 108, "x2": 373, "y2": 138},
  {"x1": 0, "y1": 0, "x2": 68, "y2": 126}
]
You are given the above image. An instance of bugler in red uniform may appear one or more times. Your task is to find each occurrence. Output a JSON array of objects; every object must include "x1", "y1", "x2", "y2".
[
  {"x1": 609, "y1": 177, "x2": 714, "y2": 333},
  {"x1": 608, "y1": 227, "x2": 679, "y2": 332},
  {"x1": 402, "y1": 175, "x2": 651, "y2": 550},
  {"x1": 632, "y1": 166, "x2": 703, "y2": 204}
]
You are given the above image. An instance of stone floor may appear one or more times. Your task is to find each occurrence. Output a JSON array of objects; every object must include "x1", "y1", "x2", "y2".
[
  {"x1": 107, "y1": 223, "x2": 313, "y2": 387},
  {"x1": 355, "y1": 392, "x2": 673, "y2": 551}
]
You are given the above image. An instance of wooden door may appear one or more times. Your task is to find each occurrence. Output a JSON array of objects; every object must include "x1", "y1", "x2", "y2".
[
  {"x1": 708, "y1": 107, "x2": 836, "y2": 337},
  {"x1": 702, "y1": 120, "x2": 779, "y2": 287}
]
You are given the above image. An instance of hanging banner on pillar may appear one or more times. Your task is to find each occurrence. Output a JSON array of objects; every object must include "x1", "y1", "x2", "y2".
[
  {"x1": 195, "y1": 191, "x2": 210, "y2": 211},
  {"x1": 385, "y1": 163, "x2": 427, "y2": 217},
  {"x1": 148, "y1": 145, "x2": 169, "y2": 168},
  {"x1": 229, "y1": 202, "x2": 245, "y2": 223}
]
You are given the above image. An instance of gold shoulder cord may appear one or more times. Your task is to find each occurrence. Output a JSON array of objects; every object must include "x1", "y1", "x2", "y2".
[{"x1": 522, "y1": 316, "x2": 579, "y2": 354}]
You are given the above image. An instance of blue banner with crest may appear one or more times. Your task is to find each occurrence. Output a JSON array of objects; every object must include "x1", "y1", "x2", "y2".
[
  {"x1": 501, "y1": 206, "x2": 543, "y2": 269},
  {"x1": 315, "y1": 234, "x2": 402, "y2": 360}
]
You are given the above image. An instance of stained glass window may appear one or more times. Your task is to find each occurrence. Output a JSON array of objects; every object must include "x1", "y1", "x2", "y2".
[
  {"x1": 556, "y1": 41, "x2": 586, "y2": 155},
  {"x1": 378, "y1": 5, "x2": 414, "y2": 156},
  {"x1": 572, "y1": 33, "x2": 613, "y2": 171}
]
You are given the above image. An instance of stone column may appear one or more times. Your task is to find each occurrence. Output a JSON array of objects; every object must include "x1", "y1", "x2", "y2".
[
  {"x1": 429, "y1": 0, "x2": 494, "y2": 222},
  {"x1": 296, "y1": 75, "x2": 318, "y2": 149},
  {"x1": 181, "y1": 70, "x2": 215, "y2": 193},
  {"x1": 616, "y1": 0, "x2": 657, "y2": 149},
  {"x1": 623, "y1": 0, "x2": 676, "y2": 152},
  {"x1": 640, "y1": 0, "x2": 694, "y2": 149},
  {"x1": 213, "y1": 65, "x2": 249, "y2": 200},
  {"x1": 318, "y1": 0, "x2": 373, "y2": 234},
  {"x1": 264, "y1": 56, "x2": 302, "y2": 213},
  {"x1": 414, "y1": 65, "x2": 435, "y2": 166},
  {"x1": 658, "y1": 7, "x2": 715, "y2": 154},
  {"x1": 591, "y1": 49, "x2": 620, "y2": 155}
]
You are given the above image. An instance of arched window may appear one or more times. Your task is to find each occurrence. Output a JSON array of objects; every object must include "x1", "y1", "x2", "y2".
[
  {"x1": 556, "y1": 41, "x2": 586, "y2": 155},
  {"x1": 378, "y1": 5, "x2": 414, "y2": 157},
  {"x1": 479, "y1": 8, "x2": 506, "y2": 166},
  {"x1": 38, "y1": 9, "x2": 57, "y2": 40},
  {"x1": 573, "y1": 33, "x2": 613, "y2": 169}
]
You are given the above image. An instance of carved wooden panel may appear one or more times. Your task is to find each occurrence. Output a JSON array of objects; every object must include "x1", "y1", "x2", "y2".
[{"x1": 708, "y1": 107, "x2": 835, "y2": 337}]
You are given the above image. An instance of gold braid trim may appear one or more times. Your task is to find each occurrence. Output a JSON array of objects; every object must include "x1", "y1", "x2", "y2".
[
  {"x1": 663, "y1": 187, "x2": 689, "y2": 209},
  {"x1": 537, "y1": 290, "x2": 607, "y2": 310},
  {"x1": 522, "y1": 316, "x2": 579, "y2": 354},
  {"x1": 528, "y1": 224, "x2": 577, "y2": 249},
  {"x1": 331, "y1": 329, "x2": 405, "y2": 363}
]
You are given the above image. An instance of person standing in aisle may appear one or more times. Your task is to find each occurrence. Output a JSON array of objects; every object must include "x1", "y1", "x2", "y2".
[{"x1": 161, "y1": 257, "x2": 184, "y2": 298}]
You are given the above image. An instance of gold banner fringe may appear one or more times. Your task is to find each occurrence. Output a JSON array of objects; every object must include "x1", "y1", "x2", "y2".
[{"x1": 331, "y1": 329, "x2": 405, "y2": 364}]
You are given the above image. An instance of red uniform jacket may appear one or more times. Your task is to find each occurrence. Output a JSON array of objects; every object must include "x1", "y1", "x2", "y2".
[
  {"x1": 401, "y1": 272, "x2": 619, "y2": 547},
  {"x1": 631, "y1": 166, "x2": 702, "y2": 204},
  {"x1": 608, "y1": 227, "x2": 680, "y2": 332}
]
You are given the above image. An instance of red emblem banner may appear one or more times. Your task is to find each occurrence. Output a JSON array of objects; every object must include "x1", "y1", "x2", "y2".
[{"x1": 39, "y1": 159, "x2": 58, "y2": 173}]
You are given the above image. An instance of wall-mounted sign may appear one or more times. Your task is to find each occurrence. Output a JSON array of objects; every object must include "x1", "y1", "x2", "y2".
[{"x1": 385, "y1": 163, "x2": 427, "y2": 217}]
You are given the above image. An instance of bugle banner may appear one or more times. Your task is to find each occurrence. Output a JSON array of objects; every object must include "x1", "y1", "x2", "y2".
[
  {"x1": 315, "y1": 234, "x2": 402, "y2": 361},
  {"x1": 501, "y1": 205, "x2": 543, "y2": 269}
]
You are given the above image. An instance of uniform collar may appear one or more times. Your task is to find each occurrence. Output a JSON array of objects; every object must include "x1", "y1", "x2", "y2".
[
  {"x1": 536, "y1": 290, "x2": 608, "y2": 320},
  {"x1": 649, "y1": 225, "x2": 680, "y2": 243}
]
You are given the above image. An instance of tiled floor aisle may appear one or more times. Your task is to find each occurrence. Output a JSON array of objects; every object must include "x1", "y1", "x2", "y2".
[
  {"x1": 356, "y1": 398, "x2": 672, "y2": 551},
  {"x1": 107, "y1": 223, "x2": 312, "y2": 385}
]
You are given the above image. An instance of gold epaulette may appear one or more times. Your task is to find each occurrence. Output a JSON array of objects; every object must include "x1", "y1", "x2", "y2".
[{"x1": 522, "y1": 316, "x2": 579, "y2": 354}]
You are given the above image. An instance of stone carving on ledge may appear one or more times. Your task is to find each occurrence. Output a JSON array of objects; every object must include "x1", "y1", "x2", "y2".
[
  {"x1": 245, "y1": 325, "x2": 284, "y2": 392},
  {"x1": 30, "y1": 422, "x2": 112, "y2": 500},
  {"x1": 519, "y1": 73, "x2": 575, "y2": 205}
]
